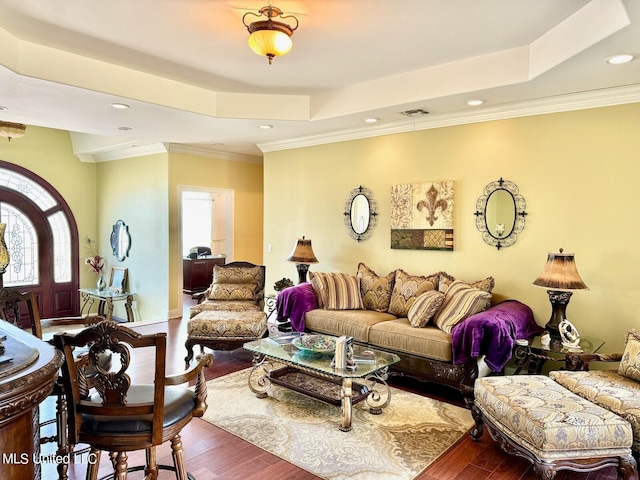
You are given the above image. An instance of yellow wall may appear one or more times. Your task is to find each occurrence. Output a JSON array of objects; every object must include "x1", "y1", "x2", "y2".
[
  {"x1": 97, "y1": 153, "x2": 170, "y2": 322},
  {"x1": 168, "y1": 153, "x2": 264, "y2": 317},
  {"x1": 264, "y1": 103, "x2": 640, "y2": 353},
  {"x1": 0, "y1": 126, "x2": 99, "y2": 288}
]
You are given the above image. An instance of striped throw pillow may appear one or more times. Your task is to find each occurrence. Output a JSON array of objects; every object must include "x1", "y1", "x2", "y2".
[
  {"x1": 408, "y1": 290, "x2": 445, "y2": 327},
  {"x1": 323, "y1": 273, "x2": 364, "y2": 310},
  {"x1": 433, "y1": 280, "x2": 492, "y2": 334}
]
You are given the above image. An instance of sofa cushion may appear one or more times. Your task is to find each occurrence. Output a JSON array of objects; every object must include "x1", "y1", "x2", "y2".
[
  {"x1": 433, "y1": 280, "x2": 492, "y2": 334},
  {"x1": 309, "y1": 271, "x2": 329, "y2": 308},
  {"x1": 356, "y1": 263, "x2": 395, "y2": 312},
  {"x1": 208, "y1": 283, "x2": 257, "y2": 301},
  {"x1": 368, "y1": 318, "x2": 453, "y2": 362},
  {"x1": 618, "y1": 329, "x2": 640, "y2": 382},
  {"x1": 309, "y1": 272, "x2": 363, "y2": 310},
  {"x1": 550, "y1": 369, "x2": 640, "y2": 454},
  {"x1": 438, "y1": 272, "x2": 495, "y2": 294},
  {"x1": 407, "y1": 290, "x2": 445, "y2": 328},
  {"x1": 305, "y1": 308, "x2": 395, "y2": 343},
  {"x1": 388, "y1": 269, "x2": 438, "y2": 318}
]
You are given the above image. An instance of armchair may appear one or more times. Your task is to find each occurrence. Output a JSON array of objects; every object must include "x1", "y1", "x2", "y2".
[{"x1": 53, "y1": 320, "x2": 213, "y2": 480}]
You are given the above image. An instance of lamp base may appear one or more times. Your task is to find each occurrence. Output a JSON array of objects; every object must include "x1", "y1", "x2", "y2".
[
  {"x1": 545, "y1": 290, "x2": 573, "y2": 338},
  {"x1": 295, "y1": 264, "x2": 310, "y2": 284}
]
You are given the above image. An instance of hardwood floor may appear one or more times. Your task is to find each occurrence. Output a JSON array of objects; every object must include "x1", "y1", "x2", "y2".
[{"x1": 39, "y1": 299, "x2": 635, "y2": 480}]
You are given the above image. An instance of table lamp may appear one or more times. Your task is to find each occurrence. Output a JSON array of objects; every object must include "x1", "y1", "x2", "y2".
[
  {"x1": 532, "y1": 248, "x2": 588, "y2": 338},
  {"x1": 286, "y1": 236, "x2": 318, "y2": 284}
]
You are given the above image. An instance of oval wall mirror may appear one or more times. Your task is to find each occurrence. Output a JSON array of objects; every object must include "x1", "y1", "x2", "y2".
[
  {"x1": 110, "y1": 219, "x2": 131, "y2": 261},
  {"x1": 474, "y1": 178, "x2": 527, "y2": 250},
  {"x1": 343, "y1": 186, "x2": 377, "y2": 241}
]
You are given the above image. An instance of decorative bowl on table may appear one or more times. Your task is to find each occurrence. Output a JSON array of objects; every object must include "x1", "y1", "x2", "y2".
[{"x1": 292, "y1": 335, "x2": 336, "y2": 354}]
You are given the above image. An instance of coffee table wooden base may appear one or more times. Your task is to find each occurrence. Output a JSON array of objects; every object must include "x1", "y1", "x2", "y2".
[{"x1": 247, "y1": 357, "x2": 392, "y2": 432}]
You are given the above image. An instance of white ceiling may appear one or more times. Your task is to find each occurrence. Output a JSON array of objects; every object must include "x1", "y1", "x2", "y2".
[{"x1": 0, "y1": 0, "x2": 639, "y2": 161}]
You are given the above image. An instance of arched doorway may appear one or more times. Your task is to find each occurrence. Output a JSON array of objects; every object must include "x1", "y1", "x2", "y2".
[{"x1": 0, "y1": 161, "x2": 79, "y2": 318}]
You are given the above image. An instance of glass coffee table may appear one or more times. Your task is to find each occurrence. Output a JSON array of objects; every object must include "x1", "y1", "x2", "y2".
[{"x1": 243, "y1": 335, "x2": 400, "y2": 432}]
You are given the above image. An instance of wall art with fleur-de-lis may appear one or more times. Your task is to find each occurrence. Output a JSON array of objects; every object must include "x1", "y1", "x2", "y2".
[{"x1": 390, "y1": 181, "x2": 454, "y2": 251}]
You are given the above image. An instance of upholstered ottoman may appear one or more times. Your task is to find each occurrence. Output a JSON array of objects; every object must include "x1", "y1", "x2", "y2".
[
  {"x1": 472, "y1": 375, "x2": 636, "y2": 480},
  {"x1": 184, "y1": 310, "x2": 268, "y2": 367}
]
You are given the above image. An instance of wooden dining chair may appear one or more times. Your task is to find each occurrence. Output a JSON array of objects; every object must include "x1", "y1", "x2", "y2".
[
  {"x1": 0, "y1": 287, "x2": 105, "y2": 480},
  {"x1": 53, "y1": 320, "x2": 213, "y2": 480}
]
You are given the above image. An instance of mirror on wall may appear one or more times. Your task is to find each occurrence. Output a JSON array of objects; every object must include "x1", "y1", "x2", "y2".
[
  {"x1": 474, "y1": 178, "x2": 527, "y2": 250},
  {"x1": 343, "y1": 186, "x2": 377, "y2": 241},
  {"x1": 110, "y1": 219, "x2": 131, "y2": 261}
]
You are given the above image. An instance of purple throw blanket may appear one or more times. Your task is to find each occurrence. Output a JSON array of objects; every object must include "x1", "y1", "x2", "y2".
[
  {"x1": 275, "y1": 282, "x2": 319, "y2": 332},
  {"x1": 451, "y1": 300, "x2": 543, "y2": 372}
]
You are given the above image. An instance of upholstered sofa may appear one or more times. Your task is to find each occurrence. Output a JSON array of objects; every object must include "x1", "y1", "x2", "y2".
[
  {"x1": 549, "y1": 329, "x2": 640, "y2": 458},
  {"x1": 277, "y1": 263, "x2": 542, "y2": 407}
]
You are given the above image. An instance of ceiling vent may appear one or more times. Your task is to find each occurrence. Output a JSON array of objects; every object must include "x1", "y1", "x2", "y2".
[{"x1": 399, "y1": 108, "x2": 429, "y2": 117}]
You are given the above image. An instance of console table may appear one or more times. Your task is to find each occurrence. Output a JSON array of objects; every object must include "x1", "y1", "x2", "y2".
[
  {"x1": 183, "y1": 256, "x2": 225, "y2": 294},
  {"x1": 79, "y1": 288, "x2": 137, "y2": 323},
  {"x1": 0, "y1": 320, "x2": 63, "y2": 479}
]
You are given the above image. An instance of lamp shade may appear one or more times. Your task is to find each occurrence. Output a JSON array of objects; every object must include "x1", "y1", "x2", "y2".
[
  {"x1": 532, "y1": 248, "x2": 588, "y2": 292},
  {"x1": 248, "y1": 27, "x2": 293, "y2": 59},
  {"x1": 0, "y1": 121, "x2": 26, "y2": 141},
  {"x1": 286, "y1": 236, "x2": 318, "y2": 264}
]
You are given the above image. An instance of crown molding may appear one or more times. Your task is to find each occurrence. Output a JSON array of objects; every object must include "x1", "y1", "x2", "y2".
[
  {"x1": 259, "y1": 84, "x2": 640, "y2": 153},
  {"x1": 167, "y1": 144, "x2": 262, "y2": 164}
]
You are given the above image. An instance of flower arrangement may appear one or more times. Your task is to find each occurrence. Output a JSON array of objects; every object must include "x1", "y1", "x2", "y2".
[{"x1": 85, "y1": 237, "x2": 104, "y2": 275}]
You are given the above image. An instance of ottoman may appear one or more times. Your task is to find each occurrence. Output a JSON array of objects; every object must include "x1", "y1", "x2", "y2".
[
  {"x1": 472, "y1": 375, "x2": 636, "y2": 480},
  {"x1": 184, "y1": 310, "x2": 268, "y2": 367}
]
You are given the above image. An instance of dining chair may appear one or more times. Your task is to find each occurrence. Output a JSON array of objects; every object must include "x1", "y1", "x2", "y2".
[
  {"x1": 0, "y1": 287, "x2": 105, "y2": 480},
  {"x1": 53, "y1": 320, "x2": 213, "y2": 480}
]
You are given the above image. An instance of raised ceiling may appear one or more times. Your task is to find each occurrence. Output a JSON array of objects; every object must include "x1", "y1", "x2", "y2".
[{"x1": 0, "y1": 0, "x2": 639, "y2": 161}]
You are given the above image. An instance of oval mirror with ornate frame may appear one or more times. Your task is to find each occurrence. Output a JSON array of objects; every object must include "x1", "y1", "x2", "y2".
[
  {"x1": 343, "y1": 186, "x2": 377, "y2": 241},
  {"x1": 474, "y1": 178, "x2": 527, "y2": 250},
  {"x1": 110, "y1": 219, "x2": 131, "y2": 261}
]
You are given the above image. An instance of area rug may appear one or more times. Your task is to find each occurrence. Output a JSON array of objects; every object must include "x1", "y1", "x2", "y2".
[{"x1": 201, "y1": 368, "x2": 474, "y2": 480}]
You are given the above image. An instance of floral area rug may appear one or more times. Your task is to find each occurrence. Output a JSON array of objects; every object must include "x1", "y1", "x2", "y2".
[{"x1": 201, "y1": 367, "x2": 474, "y2": 480}]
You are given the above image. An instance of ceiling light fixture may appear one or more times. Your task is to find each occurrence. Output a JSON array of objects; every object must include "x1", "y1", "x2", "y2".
[
  {"x1": 243, "y1": 4, "x2": 299, "y2": 64},
  {"x1": 111, "y1": 103, "x2": 130, "y2": 109},
  {"x1": 259, "y1": 124, "x2": 273, "y2": 129},
  {"x1": 467, "y1": 99, "x2": 484, "y2": 106},
  {"x1": 118, "y1": 126, "x2": 132, "y2": 131},
  {"x1": 0, "y1": 106, "x2": 7, "y2": 111},
  {"x1": 364, "y1": 117, "x2": 380, "y2": 124},
  {"x1": 0, "y1": 121, "x2": 26, "y2": 142},
  {"x1": 606, "y1": 54, "x2": 634, "y2": 65}
]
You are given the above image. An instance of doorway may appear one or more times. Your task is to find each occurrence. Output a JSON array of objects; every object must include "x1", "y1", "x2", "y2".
[{"x1": 179, "y1": 186, "x2": 234, "y2": 299}]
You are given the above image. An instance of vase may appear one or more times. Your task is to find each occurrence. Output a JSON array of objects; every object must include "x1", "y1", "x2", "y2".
[{"x1": 97, "y1": 274, "x2": 106, "y2": 291}]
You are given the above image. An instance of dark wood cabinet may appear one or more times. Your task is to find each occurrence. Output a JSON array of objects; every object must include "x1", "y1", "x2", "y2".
[{"x1": 183, "y1": 256, "x2": 226, "y2": 294}]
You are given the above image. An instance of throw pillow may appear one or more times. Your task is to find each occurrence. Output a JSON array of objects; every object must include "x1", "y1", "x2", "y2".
[
  {"x1": 356, "y1": 262, "x2": 395, "y2": 312},
  {"x1": 433, "y1": 280, "x2": 492, "y2": 334},
  {"x1": 213, "y1": 265, "x2": 264, "y2": 286},
  {"x1": 309, "y1": 271, "x2": 330, "y2": 308},
  {"x1": 618, "y1": 329, "x2": 640, "y2": 382},
  {"x1": 408, "y1": 290, "x2": 445, "y2": 327},
  {"x1": 323, "y1": 273, "x2": 364, "y2": 310},
  {"x1": 209, "y1": 283, "x2": 258, "y2": 301},
  {"x1": 438, "y1": 272, "x2": 495, "y2": 294},
  {"x1": 387, "y1": 269, "x2": 439, "y2": 318}
]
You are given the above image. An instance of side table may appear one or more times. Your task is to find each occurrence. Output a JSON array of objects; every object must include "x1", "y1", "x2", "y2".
[
  {"x1": 513, "y1": 334, "x2": 604, "y2": 374},
  {"x1": 79, "y1": 288, "x2": 137, "y2": 322}
]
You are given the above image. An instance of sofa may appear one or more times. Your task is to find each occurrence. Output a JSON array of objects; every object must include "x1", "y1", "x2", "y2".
[{"x1": 276, "y1": 263, "x2": 542, "y2": 407}]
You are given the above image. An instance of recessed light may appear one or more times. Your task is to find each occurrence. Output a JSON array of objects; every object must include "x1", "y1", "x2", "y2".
[
  {"x1": 118, "y1": 126, "x2": 132, "y2": 131},
  {"x1": 606, "y1": 54, "x2": 634, "y2": 65},
  {"x1": 364, "y1": 117, "x2": 380, "y2": 124},
  {"x1": 259, "y1": 124, "x2": 273, "y2": 129},
  {"x1": 111, "y1": 103, "x2": 130, "y2": 109},
  {"x1": 0, "y1": 106, "x2": 7, "y2": 111},
  {"x1": 467, "y1": 99, "x2": 484, "y2": 106}
]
